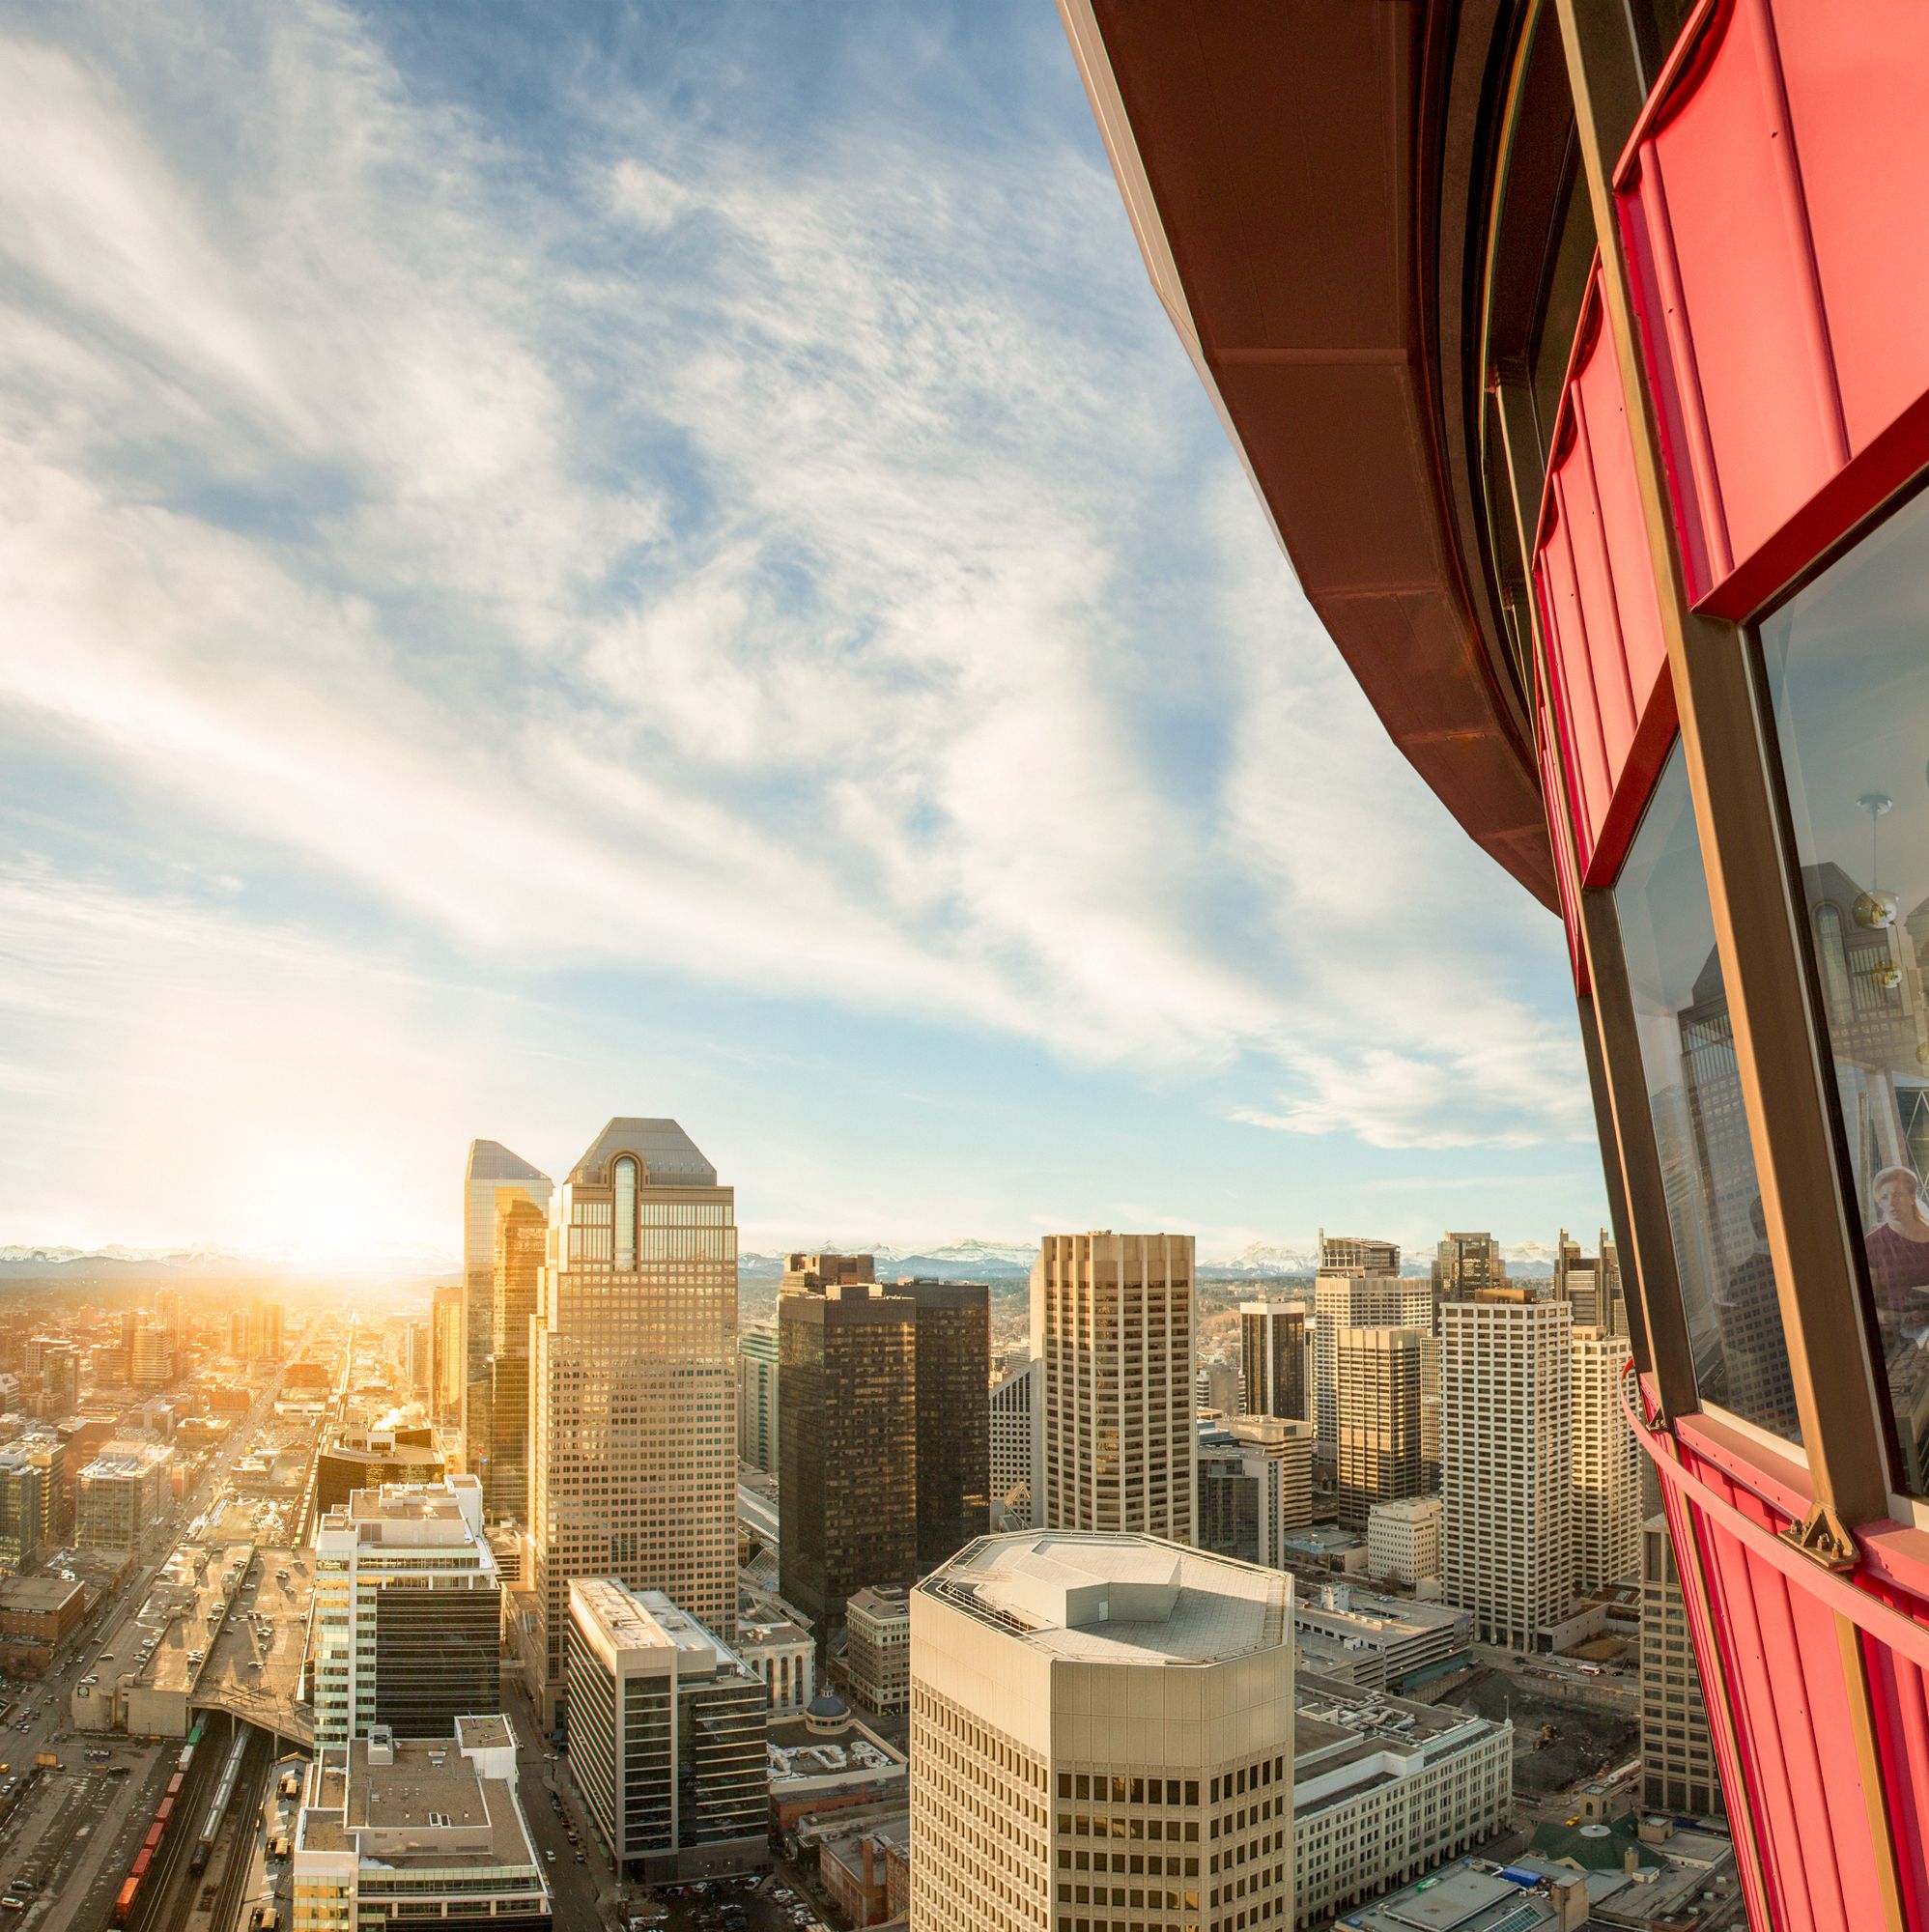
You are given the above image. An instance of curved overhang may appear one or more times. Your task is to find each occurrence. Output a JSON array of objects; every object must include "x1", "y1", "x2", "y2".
[{"x1": 1058, "y1": 0, "x2": 1558, "y2": 909}]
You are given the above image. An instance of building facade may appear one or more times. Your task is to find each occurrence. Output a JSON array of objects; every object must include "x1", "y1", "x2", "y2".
[
  {"x1": 1572, "y1": 1327, "x2": 1642, "y2": 1589},
  {"x1": 461, "y1": 1140, "x2": 552, "y2": 1503},
  {"x1": 1031, "y1": 1232, "x2": 1197, "y2": 1542},
  {"x1": 989, "y1": 1357, "x2": 1038, "y2": 1529},
  {"x1": 1238, "y1": 1301, "x2": 1307, "y2": 1423},
  {"x1": 737, "y1": 1325, "x2": 779, "y2": 1474},
  {"x1": 1197, "y1": 1416, "x2": 1316, "y2": 1570},
  {"x1": 527, "y1": 1119, "x2": 738, "y2": 1724},
  {"x1": 1313, "y1": 1257, "x2": 1431, "y2": 1459},
  {"x1": 1366, "y1": 1497, "x2": 1443, "y2": 1592},
  {"x1": 910, "y1": 1530, "x2": 1293, "y2": 1932},
  {"x1": 0, "y1": 1451, "x2": 43, "y2": 1577},
  {"x1": 308, "y1": 1477, "x2": 501, "y2": 1745},
  {"x1": 484, "y1": 1192, "x2": 546, "y2": 1521},
  {"x1": 902, "y1": 1279, "x2": 992, "y2": 1571},
  {"x1": 845, "y1": 1584, "x2": 911, "y2": 1717},
  {"x1": 1640, "y1": 1517, "x2": 1721, "y2": 1819},
  {"x1": 565, "y1": 1579, "x2": 767, "y2": 1882},
  {"x1": 1060, "y1": 9, "x2": 1929, "y2": 1913},
  {"x1": 1334, "y1": 1328, "x2": 1426, "y2": 1529},
  {"x1": 74, "y1": 1442, "x2": 168, "y2": 1549},
  {"x1": 1440, "y1": 1298, "x2": 1574, "y2": 1648}
]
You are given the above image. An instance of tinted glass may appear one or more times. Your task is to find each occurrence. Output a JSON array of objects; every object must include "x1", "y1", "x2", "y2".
[
  {"x1": 1615, "y1": 747, "x2": 1801, "y2": 1441},
  {"x1": 1760, "y1": 488, "x2": 1929, "y2": 1492}
]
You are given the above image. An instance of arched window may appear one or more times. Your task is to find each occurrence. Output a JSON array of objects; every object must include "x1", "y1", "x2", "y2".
[{"x1": 613, "y1": 1156, "x2": 637, "y2": 1270}]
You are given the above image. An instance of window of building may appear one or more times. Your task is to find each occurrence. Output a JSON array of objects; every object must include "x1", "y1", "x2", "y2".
[
  {"x1": 1758, "y1": 485, "x2": 1929, "y2": 1493},
  {"x1": 1614, "y1": 744, "x2": 1802, "y2": 1442},
  {"x1": 613, "y1": 1157, "x2": 637, "y2": 1270}
]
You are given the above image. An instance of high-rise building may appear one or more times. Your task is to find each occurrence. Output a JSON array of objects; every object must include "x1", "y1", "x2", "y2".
[
  {"x1": 227, "y1": 1307, "x2": 251, "y2": 1361},
  {"x1": 74, "y1": 1441, "x2": 169, "y2": 1549},
  {"x1": 781, "y1": 1252, "x2": 874, "y2": 1295},
  {"x1": 1640, "y1": 1517, "x2": 1721, "y2": 1819},
  {"x1": 989, "y1": 1356, "x2": 1038, "y2": 1529},
  {"x1": 1554, "y1": 1230, "x2": 1628, "y2": 1339},
  {"x1": 252, "y1": 1300, "x2": 286, "y2": 1363},
  {"x1": 736, "y1": 1325, "x2": 779, "y2": 1474},
  {"x1": 1431, "y1": 1232, "x2": 1508, "y2": 1307},
  {"x1": 565, "y1": 1579, "x2": 767, "y2": 1882},
  {"x1": 846, "y1": 1584, "x2": 912, "y2": 1716},
  {"x1": 909, "y1": 1531, "x2": 1294, "y2": 1932},
  {"x1": 1032, "y1": 1232, "x2": 1196, "y2": 1541},
  {"x1": 309, "y1": 1477, "x2": 500, "y2": 1745},
  {"x1": 1063, "y1": 8, "x2": 1929, "y2": 1889},
  {"x1": 315, "y1": 1416, "x2": 443, "y2": 1517},
  {"x1": 1572, "y1": 1326, "x2": 1641, "y2": 1590},
  {"x1": 1418, "y1": 1332, "x2": 1441, "y2": 1492},
  {"x1": 0, "y1": 1450, "x2": 43, "y2": 1577},
  {"x1": 430, "y1": 1283, "x2": 464, "y2": 1421},
  {"x1": 900, "y1": 1278, "x2": 992, "y2": 1570},
  {"x1": 1313, "y1": 1253, "x2": 1430, "y2": 1458},
  {"x1": 528, "y1": 1119, "x2": 737, "y2": 1724},
  {"x1": 463, "y1": 1140, "x2": 552, "y2": 1495},
  {"x1": 35, "y1": 1342, "x2": 78, "y2": 1419},
  {"x1": 484, "y1": 1193, "x2": 546, "y2": 1521},
  {"x1": 1196, "y1": 1414, "x2": 1315, "y2": 1566},
  {"x1": 129, "y1": 1324, "x2": 170, "y2": 1391},
  {"x1": 1239, "y1": 1300, "x2": 1308, "y2": 1422},
  {"x1": 1334, "y1": 1327, "x2": 1427, "y2": 1528},
  {"x1": 1440, "y1": 1297, "x2": 1574, "y2": 1649},
  {"x1": 1367, "y1": 1496, "x2": 1443, "y2": 1590},
  {"x1": 779, "y1": 1280, "x2": 917, "y2": 1648}
]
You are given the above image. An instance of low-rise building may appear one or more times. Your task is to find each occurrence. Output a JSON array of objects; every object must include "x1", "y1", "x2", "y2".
[
  {"x1": 566, "y1": 1579, "x2": 769, "y2": 1882},
  {"x1": 1291, "y1": 1671, "x2": 1512, "y2": 1927},
  {"x1": 75, "y1": 1441, "x2": 169, "y2": 1549},
  {"x1": 737, "y1": 1605, "x2": 814, "y2": 1716},
  {"x1": 818, "y1": 1811, "x2": 911, "y2": 1928},
  {"x1": 1293, "y1": 1583, "x2": 1471, "y2": 1691},
  {"x1": 845, "y1": 1585, "x2": 910, "y2": 1716},
  {"x1": 1366, "y1": 1497, "x2": 1442, "y2": 1589},
  {"x1": 291, "y1": 1717, "x2": 552, "y2": 1931},
  {"x1": 768, "y1": 1692, "x2": 908, "y2": 1839}
]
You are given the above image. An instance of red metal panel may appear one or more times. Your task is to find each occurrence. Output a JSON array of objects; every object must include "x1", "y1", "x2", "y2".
[
  {"x1": 1617, "y1": 0, "x2": 1929, "y2": 615},
  {"x1": 1859, "y1": 1630, "x2": 1929, "y2": 1928},
  {"x1": 1534, "y1": 514, "x2": 1611, "y2": 857},
  {"x1": 1532, "y1": 688, "x2": 1586, "y2": 992}
]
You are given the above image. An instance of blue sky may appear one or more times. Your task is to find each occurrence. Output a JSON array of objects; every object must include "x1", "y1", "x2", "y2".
[{"x1": 0, "y1": 0, "x2": 1606, "y2": 1266}]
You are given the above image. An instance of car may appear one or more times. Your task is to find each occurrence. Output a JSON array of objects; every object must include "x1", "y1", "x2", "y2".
[
  {"x1": 574, "y1": 1852, "x2": 585, "y2": 1863},
  {"x1": 545, "y1": 1850, "x2": 556, "y2": 1863}
]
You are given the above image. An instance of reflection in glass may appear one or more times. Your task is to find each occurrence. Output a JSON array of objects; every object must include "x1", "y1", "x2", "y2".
[
  {"x1": 1760, "y1": 487, "x2": 1929, "y2": 1493},
  {"x1": 1615, "y1": 747, "x2": 1802, "y2": 1441},
  {"x1": 613, "y1": 1155, "x2": 638, "y2": 1270}
]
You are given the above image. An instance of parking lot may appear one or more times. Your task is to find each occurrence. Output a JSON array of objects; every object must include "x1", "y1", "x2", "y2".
[{"x1": 623, "y1": 1872, "x2": 832, "y2": 1932}]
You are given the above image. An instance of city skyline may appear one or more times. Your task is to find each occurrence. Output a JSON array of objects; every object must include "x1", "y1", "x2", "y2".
[{"x1": 0, "y1": 0, "x2": 1604, "y2": 1268}]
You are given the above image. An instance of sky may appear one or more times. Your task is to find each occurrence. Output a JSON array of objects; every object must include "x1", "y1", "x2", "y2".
[{"x1": 0, "y1": 0, "x2": 1609, "y2": 1269}]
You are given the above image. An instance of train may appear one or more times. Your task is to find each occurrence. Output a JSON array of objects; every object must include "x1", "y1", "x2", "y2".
[
  {"x1": 189, "y1": 1730, "x2": 249, "y2": 1875},
  {"x1": 113, "y1": 1719, "x2": 241, "y2": 1927}
]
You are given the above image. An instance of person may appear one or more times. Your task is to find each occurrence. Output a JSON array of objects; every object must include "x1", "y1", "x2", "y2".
[{"x1": 1865, "y1": 1164, "x2": 1929, "y2": 1327}]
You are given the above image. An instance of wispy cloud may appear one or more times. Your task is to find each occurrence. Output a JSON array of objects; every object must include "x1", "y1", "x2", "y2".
[{"x1": 0, "y1": 0, "x2": 1599, "y2": 1249}]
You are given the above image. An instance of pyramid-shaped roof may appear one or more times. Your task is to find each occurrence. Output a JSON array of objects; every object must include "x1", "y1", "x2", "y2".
[{"x1": 568, "y1": 1119, "x2": 716, "y2": 1188}]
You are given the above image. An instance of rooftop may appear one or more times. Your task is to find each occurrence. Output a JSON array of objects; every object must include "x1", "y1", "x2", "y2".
[
  {"x1": 0, "y1": 1575, "x2": 84, "y2": 1613},
  {"x1": 921, "y1": 1531, "x2": 1291, "y2": 1664},
  {"x1": 567, "y1": 1117, "x2": 717, "y2": 1187},
  {"x1": 465, "y1": 1139, "x2": 549, "y2": 1185},
  {"x1": 569, "y1": 1577, "x2": 742, "y2": 1678},
  {"x1": 1293, "y1": 1671, "x2": 1505, "y2": 1819}
]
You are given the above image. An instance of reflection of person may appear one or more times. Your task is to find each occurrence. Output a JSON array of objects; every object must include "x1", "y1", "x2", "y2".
[{"x1": 1866, "y1": 1164, "x2": 1929, "y2": 1331}]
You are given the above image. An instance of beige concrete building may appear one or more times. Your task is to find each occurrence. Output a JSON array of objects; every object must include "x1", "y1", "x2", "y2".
[
  {"x1": 1313, "y1": 1248, "x2": 1430, "y2": 1457},
  {"x1": 1440, "y1": 1296, "x2": 1574, "y2": 1649},
  {"x1": 910, "y1": 1530, "x2": 1292, "y2": 1932},
  {"x1": 1334, "y1": 1328, "x2": 1426, "y2": 1528},
  {"x1": 1196, "y1": 1416, "x2": 1314, "y2": 1569},
  {"x1": 528, "y1": 1119, "x2": 737, "y2": 1724},
  {"x1": 1366, "y1": 1497, "x2": 1442, "y2": 1590},
  {"x1": 990, "y1": 1357, "x2": 1039, "y2": 1529},
  {"x1": 846, "y1": 1584, "x2": 911, "y2": 1716},
  {"x1": 461, "y1": 1140, "x2": 552, "y2": 1492},
  {"x1": 1640, "y1": 1517, "x2": 1721, "y2": 1817},
  {"x1": 737, "y1": 1325, "x2": 779, "y2": 1474},
  {"x1": 1572, "y1": 1326, "x2": 1641, "y2": 1590},
  {"x1": 1032, "y1": 1233, "x2": 1196, "y2": 1542}
]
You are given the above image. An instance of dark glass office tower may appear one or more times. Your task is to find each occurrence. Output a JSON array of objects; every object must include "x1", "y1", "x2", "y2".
[
  {"x1": 1238, "y1": 1301, "x2": 1306, "y2": 1421},
  {"x1": 894, "y1": 1279, "x2": 991, "y2": 1570}
]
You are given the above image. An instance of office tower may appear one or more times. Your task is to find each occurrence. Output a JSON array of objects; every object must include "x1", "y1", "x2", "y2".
[
  {"x1": 35, "y1": 1343, "x2": 77, "y2": 1418},
  {"x1": 528, "y1": 1119, "x2": 738, "y2": 1723},
  {"x1": 1431, "y1": 1232, "x2": 1508, "y2": 1304},
  {"x1": 309, "y1": 1477, "x2": 500, "y2": 1745},
  {"x1": 292, "y1": 1719, "x2": 551, "y2": 1928},
  {"x1": 1196, "y1": 1414, "x2": 1316, "y2": 1565},
  {"x1": 430, "y1": 1284, "x2": 465, "y2": 1421},
  {"x1": 845, "y1": 1584, "x2": 911, "y2": 1715},
  {"x1": 989, "y1": 1357, "x2": 1038, "y2": 1529},
  {"x1": 18, "y1": 1436, "x2": 65, "y2": 1548},
  {"x1": 484, "y1": 1193, "x2": 545, "y2": 1521},
  {"x1": 1367, "y1": 1496, "x2": 1443, "y2": 1588},
  {"x1": 781, "y1": 1252, "x2": 874, "y2": 1295},
  {"x1": 74, "y1": 1441, "x2": 170, "y2": 1548},
  {"x1": 566, "y1": 1580, "x2": 768, "y2": 1881},
  {"x1": 1572, "y1": 1327, "x2": 1642, "y2": 1589},
  {"x1": 463, "y1": 1140, "x2": 553, "y2": 1495},
  {"x1": 1032, "y1": 1232, "x2": 1196, "y2": 1541},
  {"x1": 736, "y1": 1326, "x2": 779, "y2": 1473},
  {"x1": 228, "y1": 1308, "x2": 251, "y2": 1360},
  {"x1": 1440, "y1": 1297, "x2": 1574, "y2": 1648},
  {"x1": 1314, "y1": 1250, "x2": 1429, "y2": 1457},
  {"x1": 1335, "y1": 1327, "x2": 1427, "y2": 1528},
  {"x1": 1640, "y1": 1517, "x2": 1722, "y2": 1818},
  {"x1": 315, "y1": 1415, "x2": 443, "y2": 1516},
  {"x1": 155, "y1": 1289, "x2": 184, "y2": 1351},
  {"x1": 0, "y1": 1450, "x2": 43, "y2": 1576},
  {"x1": 393, "y1": 1319, "x2": 431, "y2": 1396},
  {"x1": 779, "y1": 1280, "x2": 917, "y2": 1647},
  {"x1": 252, "y1": 1300, "x2": 286, "y2": 1362},
  {"x1": 1067, "y1": 6, "x2": 1929, "y2": 1888},
  {"x1": 909, "y1": 1530, "x2": 1294, "y2": 1932},
  {"x1": 1554, "y1": 1229, "x2": 1628, "y2": 1338},
  {"x1": 129, "y1": 1324, "x2": 169, "y2": 1391},
  {"x1": 1418, "y1": 1332, "x2": 1441, "y2": 1492},
  {"x1": 1239, "y1": 1300, "x2": 1307, "y2": 1421},
  {"x1": 899, "y1": 1278, "x2": 992, "y2": 1569},
  {"x1": 1194, "y1": 1362, "x2": 1239, "y2": 1417}
]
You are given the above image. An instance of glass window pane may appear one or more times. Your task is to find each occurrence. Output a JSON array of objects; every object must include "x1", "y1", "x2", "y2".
[
  {"x1": 1614, "y1": 746, "x2": 1802, "y2": 1442},
  {"x1": 1760, "y1": 487, "x2": 1929, "y2": 1494},
  {"x1": 614, "y1": 1157, "x2": 638, "y2": 1271}
]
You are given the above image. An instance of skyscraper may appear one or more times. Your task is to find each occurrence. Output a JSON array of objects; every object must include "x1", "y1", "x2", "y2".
[
  {"x1": 1431, "y1": 1232, "x2": 1508, "y2": 1303},
  {"x1": 779, "y1": 1279, "x2": 917, "y2": 1649},
  {"x1": 485, "y1": 1193, "x2": 546, "y2": 1521},
  {"x1": 909, "y1": 1531, "x2": 1294, "y2": 1932},
  {"x1": 462, "y1": 1140, "x2": 553, "y2": 1492},
  {"x1": 1639, "y1": 1516, "x2": 1721, "y2": 1819},
  {"x1": 901, "y1": 1279, "x2": 992, "y2": 1571},
  {"x1": 1313, "y1": 1244, "x2": 1429, "y2": 1458},
  {"x1": 1572, "y1": 1326, "x2": 1642, "y2": 1590},
  {"x1": 1440, "y1": 1296, "x2": 1574, "y2": 1649},
  {"x1": 1032, "y1": 1232, "x2": 1196, "y2": 1541},
  {"x1": 1334, "y1": 1326, "x2": 1426, "y2": 1528},
  {"x1": 1238, "y1": 1300, "x2": 1307, "y2": 1421},
  {"x1": 736, "y1": 1326, "x2": 779, "y2": 1474},
  {"x1": 252, "y1": 1300, "x2": 286, "y2": 1362},
  {"x1": 527, "y1": 1119, "x2": 736, "y2": 1724},
  {"x1": 781, "y1": 1252, "x2": 875, "y2": 1295},
  {"x1": 1554, "y1": 1229, "x2": 1628, "y2": 1339},
  {"x1": 430, "y1": 1283, "x2": 464, "y2": 1421},
  {"x1": 1196, "y1": 1413, "x2": 1315, "y2": 1565},
  {"x1": 988, "y1": 1357, "x2": 1038, "y2": 1529}
]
